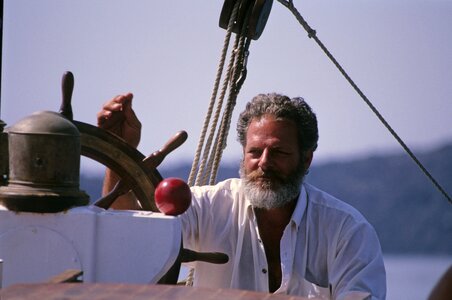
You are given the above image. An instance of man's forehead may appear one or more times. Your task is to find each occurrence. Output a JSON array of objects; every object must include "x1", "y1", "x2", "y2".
[{"x1": 245, "y1": 116, "x2": 299, "y2": 145}]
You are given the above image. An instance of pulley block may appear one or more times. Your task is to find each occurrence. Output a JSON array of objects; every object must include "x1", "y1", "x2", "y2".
[{"x1": 219, "y1": 0, "x2": 273, "y2": 40}]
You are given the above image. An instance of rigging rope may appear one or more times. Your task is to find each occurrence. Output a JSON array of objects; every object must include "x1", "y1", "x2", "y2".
[
  {"x1": 197, "y1": 34, "x2": 240, "y2": 186},
  {"x1": 187, "y1": 2, "x2": 239, "y2": 187},
  {"x1": 185, "y1": 0, "x2": 252, "y2": 285},
  {"x1": 277, "y1": 0, "x2": 451, "y2": 204},
  {"x1": 207, "y1": 37, "x2": 250, "y2": 185},
  {"x1": 188, "y1": 1, "x2": 251, "y2": 187}
]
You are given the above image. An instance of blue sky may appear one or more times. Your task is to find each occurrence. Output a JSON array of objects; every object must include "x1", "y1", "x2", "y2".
[{"x1": 2, "y1": 0, "x2": 451, "y2": 173}]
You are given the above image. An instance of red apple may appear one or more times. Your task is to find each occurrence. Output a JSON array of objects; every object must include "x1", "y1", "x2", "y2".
[{"x1": 155, "y1": 177, "x2": 192, "y2": 216}]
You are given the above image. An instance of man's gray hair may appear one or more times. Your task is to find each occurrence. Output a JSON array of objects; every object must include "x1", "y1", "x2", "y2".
[{"x1": 237, "y1": 93, "x2": 319, "y2": 154}]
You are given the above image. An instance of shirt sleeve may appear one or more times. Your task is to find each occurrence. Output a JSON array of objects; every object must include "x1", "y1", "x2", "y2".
[
  {"x1": 329, "y1": 218, "x2": 387, "y2": 300},
  {"x1": 180, "y1": 185, "x2": 208, "y2": 251},
  {"x1": 180, "y1": 181, "x2": 238, "y2": 252}
]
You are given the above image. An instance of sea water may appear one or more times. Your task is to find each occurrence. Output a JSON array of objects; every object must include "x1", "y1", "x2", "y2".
[{"x1": 385, "y1": 255, "x2": 451, "y2": 300}]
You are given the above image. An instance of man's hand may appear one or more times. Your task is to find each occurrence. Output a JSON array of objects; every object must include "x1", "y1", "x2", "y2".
[
  {"x1": 97, "y1": 93, "x2": 141, "y2": 148},
  {"x1": 97, "y1": 93, "x2": 143, "y2": 209}
]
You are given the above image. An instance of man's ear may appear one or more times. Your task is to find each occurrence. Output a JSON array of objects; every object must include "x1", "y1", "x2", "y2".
[{"x1": 304, "y1": 150, "x2": 314, "y2": 171}]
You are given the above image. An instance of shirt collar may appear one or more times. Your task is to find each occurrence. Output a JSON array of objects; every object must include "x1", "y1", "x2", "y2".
[{"x1": 290, "y1": 184, "x2": 307, "y2": 229}]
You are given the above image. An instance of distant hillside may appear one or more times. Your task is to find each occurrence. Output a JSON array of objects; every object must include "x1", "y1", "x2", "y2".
[
  {"x1": 307, "y1": 144, "x2": 452, "y2": 255},
  {"x1": 81, "y1": 143, "x2": 452, "y2": 255}
]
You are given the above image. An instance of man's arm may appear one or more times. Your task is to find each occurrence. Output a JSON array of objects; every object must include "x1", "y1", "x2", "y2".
[
  {"x1": 329, "y1": 221, "x2": 386, "y2": 300},
  {"x1": 97, "y1": 93, "x2": 142, "y2": 209}
]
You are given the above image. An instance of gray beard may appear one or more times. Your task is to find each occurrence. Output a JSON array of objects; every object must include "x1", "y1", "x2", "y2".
[{"x1": 240, "y1": 163, "x2": 305, "y2": 210}]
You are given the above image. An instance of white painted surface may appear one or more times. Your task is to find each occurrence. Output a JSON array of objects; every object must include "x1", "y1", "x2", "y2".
[{"x1": 0, "y1": 206, "x2": 181, "y2": 288}]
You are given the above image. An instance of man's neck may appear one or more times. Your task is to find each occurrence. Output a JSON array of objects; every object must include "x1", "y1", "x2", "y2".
[{"x1": 253, "y1": 198, "x2": 297, "y2": 227}]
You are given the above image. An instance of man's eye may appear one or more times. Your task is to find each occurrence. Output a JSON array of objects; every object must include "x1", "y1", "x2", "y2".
[
  {"x1": 248, "y1": 149, "x2": 262, "y2": 156},
  {"x1": 278, "y1": 150, "x2": 291, "y2": 155},
  {"x1": 271, "y1": 149, "x2": 289, "y2": 156}
]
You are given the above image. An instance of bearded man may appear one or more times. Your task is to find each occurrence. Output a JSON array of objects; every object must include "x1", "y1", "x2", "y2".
[{"x1": 98, "y1": 93, "x2": 386, "y2": 300}]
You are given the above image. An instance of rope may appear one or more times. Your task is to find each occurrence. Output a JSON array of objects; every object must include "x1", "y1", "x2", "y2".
[
  {"x1": 190, "y1": 0, "x2": 253, "y2": 186},
  {"x1": 196, "y1": 34, "x2": 239, "y2": 186},
  {"x1": 186, "y1": 0, "x2": 253, "y2": 286},
  {"x1": 209, "y1": 38, "x2": 251, "y2": 185},
  {"x1": 187, "y1": 2, "x2": 239, "y2": 187},
  {"x1": 277, "y1": 0, "x2": 451, "y2": 204},
  {"x1": 206, "y1": 6, "x2": 253, "y2": 185},
  {"x1": 185, "y1": 13, "x2": 237, "y2": 289}
]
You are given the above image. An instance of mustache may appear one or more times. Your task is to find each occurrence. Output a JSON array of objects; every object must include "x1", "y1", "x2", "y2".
[{"x1": 246, "y1": 168, "x2": 286, "y2": 183}]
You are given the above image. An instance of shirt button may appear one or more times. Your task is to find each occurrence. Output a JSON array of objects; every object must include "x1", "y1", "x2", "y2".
[{"x1": 262, "y1": 268, "x2": 267, "y2": 274}]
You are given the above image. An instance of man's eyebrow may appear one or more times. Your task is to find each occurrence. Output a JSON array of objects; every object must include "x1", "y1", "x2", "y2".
[{"x1": 246, "y1": 146, "x2": 262, "y2": 151}]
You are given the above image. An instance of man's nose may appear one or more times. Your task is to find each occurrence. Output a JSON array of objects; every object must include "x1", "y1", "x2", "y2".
[{"x1": 258, "y1": 149, "x2": 272, "y2": 171}]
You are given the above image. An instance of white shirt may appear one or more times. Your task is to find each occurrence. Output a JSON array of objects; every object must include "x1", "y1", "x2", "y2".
[{"x1": 181, "y1": 178, "x2": 386, "y2": 300}]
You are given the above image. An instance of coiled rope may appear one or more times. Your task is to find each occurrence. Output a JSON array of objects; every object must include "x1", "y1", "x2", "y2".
[{"x1": 277, "y1": 0, "x2": 451, "y2": 204}]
